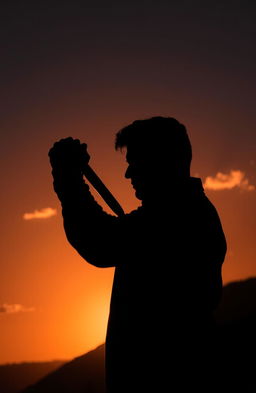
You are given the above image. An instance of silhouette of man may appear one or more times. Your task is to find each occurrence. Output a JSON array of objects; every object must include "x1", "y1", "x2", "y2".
[{"x1": 49, "y1": 117, "x2": 227, "y2": 393}]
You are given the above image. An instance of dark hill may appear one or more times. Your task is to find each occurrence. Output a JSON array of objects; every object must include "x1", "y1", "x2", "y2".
[
  {"x1": 0, "y1": 360, "x2": 65, "y2": 393},
  {"x1": 215, "y1": 277, "x2": 256, "y2": 324},
  {"x1": 215, "y1": 278, "x2": 256, "y2": 392},
  {"x1": 215, "y1": 278, "x2": 256, "y2": 362},
  {"x1": 21, "y1": 344, "x2": 105, "y2": 393}
]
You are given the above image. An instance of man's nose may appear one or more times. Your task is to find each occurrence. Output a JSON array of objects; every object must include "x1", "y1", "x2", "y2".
[{"x1": 125, "y1": 166, "x2": 131, "y2": 179}]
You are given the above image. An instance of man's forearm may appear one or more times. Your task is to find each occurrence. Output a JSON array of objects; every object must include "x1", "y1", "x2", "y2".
[{"x1": 52, "y1": 170, "x2": 119, "y2": 267}]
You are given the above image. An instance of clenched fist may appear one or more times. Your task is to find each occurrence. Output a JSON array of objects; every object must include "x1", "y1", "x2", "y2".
[{"x1": 48, "y1": 137, "x2": 90, "y2": 174}]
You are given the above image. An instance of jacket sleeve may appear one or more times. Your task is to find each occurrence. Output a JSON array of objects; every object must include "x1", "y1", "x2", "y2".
[{"x1": 52, "y1": 170, "x2": 128, "y2": 268}]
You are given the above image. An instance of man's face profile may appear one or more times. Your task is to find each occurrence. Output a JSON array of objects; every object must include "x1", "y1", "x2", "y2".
[
  {"x1": 125, "y1": 147, "x2": 156, "y2": 201},
  {"x1": 125, "y1": 150, "x2": 144, "y2": 200}
]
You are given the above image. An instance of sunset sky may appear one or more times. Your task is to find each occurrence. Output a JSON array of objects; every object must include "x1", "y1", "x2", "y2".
[{"x1": 0, "y1": 1, "x2": 256, "y2": 364}]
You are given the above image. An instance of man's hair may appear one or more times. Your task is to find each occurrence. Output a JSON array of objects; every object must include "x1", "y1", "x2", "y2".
[{"x1": 115, "y1": 116, "x2": 192, "y2": 173}]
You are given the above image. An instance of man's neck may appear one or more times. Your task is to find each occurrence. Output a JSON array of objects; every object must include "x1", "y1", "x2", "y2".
[{"x1": 141, "y1": 176, "x2": 203, "y2": 205}]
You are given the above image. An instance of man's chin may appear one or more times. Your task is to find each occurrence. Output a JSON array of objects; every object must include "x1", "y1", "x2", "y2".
[{"x1": 135, "y1": 189, "x2": 143, "y2": 200}]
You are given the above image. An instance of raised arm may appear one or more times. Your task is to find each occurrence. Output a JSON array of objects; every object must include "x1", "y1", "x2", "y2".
[{"x1": 48, "y1": 137, "x2": 127, "y2": 268}]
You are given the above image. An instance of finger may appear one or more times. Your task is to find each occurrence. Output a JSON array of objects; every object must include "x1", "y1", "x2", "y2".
[
  {"x1": 53, "y1": 137, "x2": 76, "y2": 148},
  {"x1": 80, "y1": 143, "x2": 88, "y2": 152},
  {"x1": 50, "y1": 138, "x2": 76, "y2": 156}
]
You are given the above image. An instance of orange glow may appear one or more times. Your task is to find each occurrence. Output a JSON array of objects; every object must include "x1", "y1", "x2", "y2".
[{"x1": 1, "y1": 118, "x2": 255, "y2": 365}]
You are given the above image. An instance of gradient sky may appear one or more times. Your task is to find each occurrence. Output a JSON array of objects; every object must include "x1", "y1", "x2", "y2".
[{"x1": 0, "y1": 1, "x2": 256, "y2": 364}]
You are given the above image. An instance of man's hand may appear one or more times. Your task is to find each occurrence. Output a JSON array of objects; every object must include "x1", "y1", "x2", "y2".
[{"x1": 48, "y1": 137, "x2": 90, "y2": 174}]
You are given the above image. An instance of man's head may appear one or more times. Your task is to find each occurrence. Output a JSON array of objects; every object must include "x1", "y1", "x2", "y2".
[{"x1": 115, "y1": 116, "x2": 192, "y2": 200}]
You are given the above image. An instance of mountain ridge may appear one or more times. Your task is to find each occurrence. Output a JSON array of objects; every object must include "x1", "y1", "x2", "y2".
[{"x1": 0, "y1": 361, "x2": 66, "y2": 393}]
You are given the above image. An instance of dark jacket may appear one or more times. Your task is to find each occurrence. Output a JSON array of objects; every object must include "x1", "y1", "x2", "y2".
[{"x1": 53, "y1": 175, "x2": 226, "y2": 392}]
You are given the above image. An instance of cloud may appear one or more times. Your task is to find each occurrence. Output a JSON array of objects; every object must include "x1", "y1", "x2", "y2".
[
  {"x1": 204, "y1": 170, "x2": 255, "y2": 191},
  {"x1": 0, "y1": 303, "x2": 35, "y2": 314},
  {"x1": 23, "y1": 207, "x2": 57, "y2": 220}
]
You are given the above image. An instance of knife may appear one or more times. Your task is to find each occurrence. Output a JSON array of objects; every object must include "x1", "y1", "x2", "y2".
[{"x1": 81, "y1": 164, "x2": 125, "y2": 217}]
